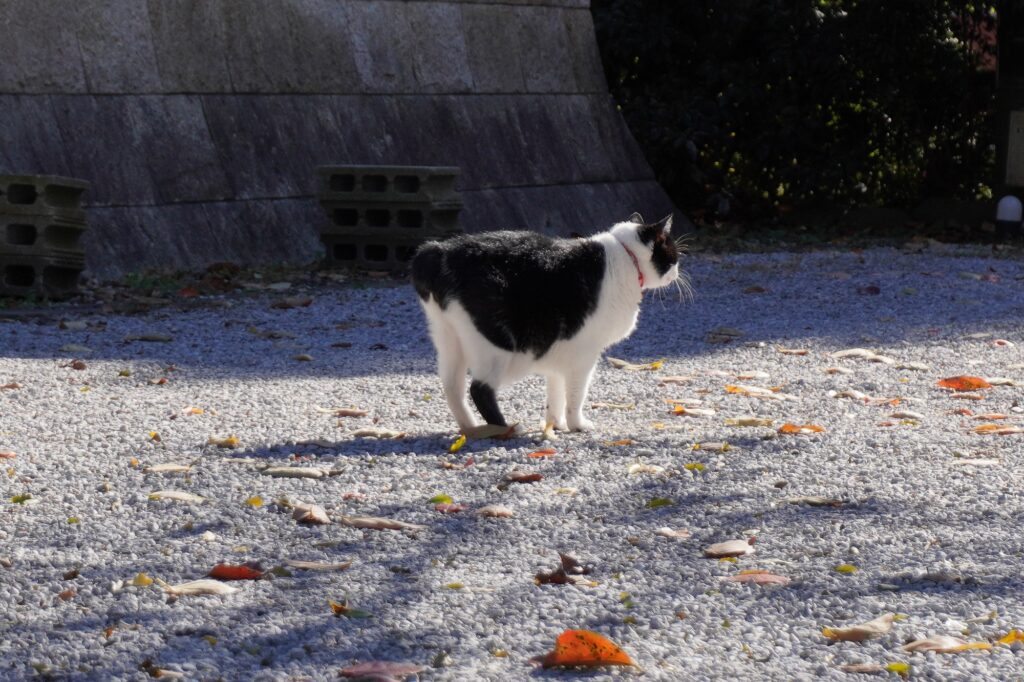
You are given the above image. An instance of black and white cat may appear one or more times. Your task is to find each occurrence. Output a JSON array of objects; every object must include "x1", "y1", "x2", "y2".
[{"x1": 411, "y1": 213, "x2": 681, "y2": 432}]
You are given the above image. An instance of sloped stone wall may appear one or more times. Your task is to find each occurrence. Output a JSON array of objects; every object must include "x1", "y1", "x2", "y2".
[{"x1": 0, "y1": 0, "x2": 673, "y2": 277}]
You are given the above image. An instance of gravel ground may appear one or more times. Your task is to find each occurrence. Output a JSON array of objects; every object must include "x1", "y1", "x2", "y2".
[{"x1": 2, "y1": 243, "x2": 1024, "y2": 681}]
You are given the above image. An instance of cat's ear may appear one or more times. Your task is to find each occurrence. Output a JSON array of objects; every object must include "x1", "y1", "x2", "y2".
[
  {"x1": 655, "y1": 213, "x2": 674, "y2": 234},
  {"x1": 627, "y1": 212, "x2": 644, "y2": 224}
]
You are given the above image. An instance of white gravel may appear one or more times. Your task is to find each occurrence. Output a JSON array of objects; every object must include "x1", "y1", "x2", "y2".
[{"x1": 2, "y1": 243, "x2": 1024, "y2": 681}]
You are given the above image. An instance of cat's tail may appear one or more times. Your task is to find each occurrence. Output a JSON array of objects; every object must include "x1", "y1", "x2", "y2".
[{"x1": 410, "y1": 240, "x2": 445, "y2": 303}]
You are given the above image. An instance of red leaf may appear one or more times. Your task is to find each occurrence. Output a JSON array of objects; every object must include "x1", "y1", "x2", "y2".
[
  {"x1": 937, "y1": 376, "x2": 992, "y2": 391},
  {"x1": 527, "y1": 448, "x2": 557, "y2": 459},
  {"x1": 208, "y1": 563, "x2": 264, "y2": 581},
  {"x1": 538, "y1": 629, "x2": 634, "y2": 668},
  {"x1": 340, "y1": 662, "x2": 425, "y2": 678}
]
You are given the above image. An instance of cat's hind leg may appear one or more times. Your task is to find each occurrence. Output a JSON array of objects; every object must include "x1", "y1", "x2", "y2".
[
  {"x1": 564, "y1": 360, "x2": 597, "y2": 432},
  {"x1": 545, "y1": 374, "x2": 568, "y2": 431}
]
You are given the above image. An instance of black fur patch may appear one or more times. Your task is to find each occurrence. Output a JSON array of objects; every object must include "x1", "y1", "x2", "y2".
[
  {"x1": 469, "y1": 380, "x2": 506, "y2": 426},
  {"x1": 411, "y1": 231, "x2": 606, "y2": 358},
  {"x1": 638, "y1": 215, "x2": 678, "y2": 276}
]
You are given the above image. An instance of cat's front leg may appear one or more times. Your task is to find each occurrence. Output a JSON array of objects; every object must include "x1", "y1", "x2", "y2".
[
  {"x1": 564, "y1": 361, "x2": 597, "y2": 432},
  {"x1": 545, "y1": 374, "x2": 568, "y2": 431}
]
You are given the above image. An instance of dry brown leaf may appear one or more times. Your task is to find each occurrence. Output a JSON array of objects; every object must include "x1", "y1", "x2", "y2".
[
  {"x1": 823, "y1": 367, "x2": 854, "y2": 375},
  {"x1": 778, "y1": 423, "x2": 826, "y2": 434},
  {"x1": 950, "y1": 392, "x2": 986, "y2": 400},
  {"x1": 350, "y1": 428, "x2": 406, "y2": 439},
  {"x1": 704, "y1": 539, "x2": 754, "y2": 558},
  {"x1": 591, "y1": 402, "x2": 635, "y2": 410},
  {"x1": 655, "y1": 527, "x2": 691, "y2": 539},
  {"x1": 901, "y1": 635, "x2": 992, "y2": 653},
  {"x1": 973, "y1": 424, "x2": 1024, "y2": 435},
  {"x1": 537, "y1": 630, "x2": 634, "y2": 668},
  {"x1": 148, "y1": 490, "x2": 204, "y2": 504},
  {"x1": 786, "y1": 496, "x2": 843, "y2": 507},
  {"x1": 156, "y1": 578, "x2": 239, "y2": 596},
  {"x1": 607, "y1": 357, "x2": 663, "y2": 371},
  {"x1": 725, "y1": 417, "x2": 773, "y2": 427},
  {"x1": 283, "y1": 559, "x2": 352, "y2": 572},
  {"x1": 722, "y1": 570, "x2": 791, "y2": 586},
  {"x1": 340, "y1": 662, "x2": 426, "y2": 679},
  {"x1": 660, "y1": 375, "x2": 696, "y2": 384},
  {"x1": 261, "y1": 467, "x2": 328, "y2": 479},
  {"x1": 937, "y1": 376, "x2": 992, "y2": 391},
  {"x1": 735, "y1": 370, "x2": 770, "y2": 380},
  {"x1": 628, "y1": 463, "x2": 665, "y2": 475},
  {"x1": 776, "y1": 347, "x2": 809, "y2": 355},
  {"x1": 972, "y1": 413, "x2": 1008, "y2": 420},
  {"x1": 673, "y1": 405, "x2": 716, "y2": 417},
  {"x1": 822, "y1": 613, "x2": 895, "y2": 642},
  {"x1": 477, "y1": 504, "x2": 514, "y2": 518},
  {"x1": 292, "y1": 503, "x2": 330, "y2": 525},
  {"x1": 1, "y1": 382, "x2": 23, "y2": 390},
  {"x1": 335, "y1": 515, "x2": 425, "y2": 531},
  {"x1": 829, "y1": 348, "x2": 895, "y2": 364},
  {"x1": 505, "y1": 471, "x2": 543, "y2": 483},
  {"x1": 207, "y1": 435, "x2": 239, "y2": 448},
  {"x1": 142, "y1": 463, "x2": 192, "y2": 474}
]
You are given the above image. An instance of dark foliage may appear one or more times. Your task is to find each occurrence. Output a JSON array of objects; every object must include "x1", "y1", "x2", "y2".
[{"x1": 592, "y1": 1, "x2": 998, "y2": 219}]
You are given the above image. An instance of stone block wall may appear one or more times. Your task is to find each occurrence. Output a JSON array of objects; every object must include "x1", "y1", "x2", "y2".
[{"x1": 0, "y1": 0, "x2": 673, "y2": 277}]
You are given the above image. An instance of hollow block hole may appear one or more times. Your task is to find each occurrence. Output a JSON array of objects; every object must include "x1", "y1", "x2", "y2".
[
  {"x1": 43, "y1": 225, "x2": 81, "y2": 250},
  {"x1": 362, "y1": 175, "x2": 387, "y2": 192},
  {"x1": 397, "y1": 210, "x2": 423, "y2": 228},
  {"x1": 394, "y1": 175, "x2": 420, "y2": 193},
  {"x1": 42, "y1": 266, "x2": 80, "y2": 292},
  {"x1": 364, "y1": 244, "x2": 389, "y2": 262},
  {"x1": 43, "y1": 184, "x2": 84, "y2": 208},
  {"x1": 7, "y1": 184, "x2": 38, "y2": 205},
  {"x1": 329, "y1": 175, "x2": 356, "y2": 192},
  {"x1": 365, "y1": 209, "x2": 390, "y2": 227},
  {"x1": 6, "y1": 224, "x2": 37, "y2": 246},
  {"x1": 4, "y1": 265, "x2": 35, "y2": 287}
]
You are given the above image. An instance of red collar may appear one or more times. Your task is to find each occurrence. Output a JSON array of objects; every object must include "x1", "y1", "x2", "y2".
[{"x1": 615, "y1": 237, "x2": 645, "y2": 289}]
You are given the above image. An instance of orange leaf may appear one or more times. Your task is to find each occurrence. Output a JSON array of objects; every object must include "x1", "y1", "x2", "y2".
[
  {"x1": 778, "y1": 423, "x2": 825, "y2": 434},
  {"x1": 208, "y1": 563, "x2": 264, "y2": 581},
  {"x1": 528, "y1": 448, "x2": 557, "y2": 459},
  {"x1": 937, "y1": 376, "x2": 992, "y2": 391},
  {"x1": 540, "y1": 630, "x2": 634, "y2": 668}
]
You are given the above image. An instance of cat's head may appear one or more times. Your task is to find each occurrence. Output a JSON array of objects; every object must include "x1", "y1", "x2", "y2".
[{"x1": 612, "y1": 212, "x2": 681, "y2": 290}]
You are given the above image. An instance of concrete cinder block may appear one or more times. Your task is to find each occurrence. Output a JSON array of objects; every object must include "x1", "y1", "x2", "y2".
[
  {"x1": 0, "y1": 253, "x2": 84, "y2": 299},
  {"x1": 0, "y1": 174, "x2": 89, "y2": 213},
  {"x1": 73, "y1": 0, "x2": 162, "y2": 92},
  {"x1": 0, "y1": 0, "x2": 87, "y2": 93},
  {"x1": 0, "y1": 213, "x2": 86, "y2": 259},
  {"x1": 146, "y1": 0, "x2": 232, "y2": 92},
  {"x1": 319, "y1": 200, "x2": 461, "y2": 236},
  {"x1": 321, "y1": 232, "x2": 425, "y2": 270},
  {"x1": 316, "y1": 165, "x2": 460, "y2": 203}
]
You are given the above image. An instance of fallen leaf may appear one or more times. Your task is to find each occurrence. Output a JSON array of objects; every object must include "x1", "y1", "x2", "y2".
[
  {"x1": 292, "y1": 354, "x2": 313, "y2": 362},
  {"x1": 839, "y1": 663, "x2": 886, "y2": 674},
  {"x1": 334, "y1": 408, "x2": 369, "y2": 417},
  {"x1": 951, "y1": 392, "x2": 986, "y2": 400},
  {"x1": 974, "y1": 425, "x2": 1024, "y2": 435},
  {"x1": 628, "y1": 463, "x2": 665, "y2": 475},
  {"x1": 329, "y1": 599, "x2": 371, "y2": 619},
  {"x1": 0, "y1": 452, "x2": 15, "y2": 459},
  {"x1": 292, "y1": 503, "x2": 330, "y2": 525},
  {"x1": 208, "y1": 563, "x2": 264, "y2": 581},
  {"x1": 655, "y1": 527, "x2": 691, "y2": 539},
  {"x1": 986, "y1": 376, "x2": 1018, "y2": 386},
  {"x1": 283, "y1": 559, "x2": 351, "y2": 572},
  {"x1": 823, "y1": 367, "x2": 854, "y2": 375},
  {"x1": 646, "y1": 497, "x2": 673, "y2": 509},
  {"x1": 156, "y1": 578, "x2": 238, "y2": 596},
  {"x1": 537, "y1": 629, "x2": 634, "y2": 668},
  {"x1": 992, "y1": 339, "x2": 1015, "y2": 347},
  {"x1": 591, "y1": 402, "x2": 635, "y2": 410},
  {"x1": 723, "y1": 570, "x2": 791, "y2": 586},
  {"x1": 778, "y1": 423, "x2": 826, "y2": 434},
  {"x1": 660, "y1": 375, "x2": 696, "y2": 384},
  {"x1": 603, "y1": 438, "x2": 634, "y2": 446},
  {"x1": 902, "y1": 635, "x2": 992, "y2": 653},
  {"x1": 972, "y1": 413, "x2": 1008, "y2": 420},
  {"x1": 428, "y1": 494, "x2": 453, "y2": 504},
  {"x1": 132, "y1": 572, "x2": 153, "y2": 587},
  {"x1": 477, "y1": 504, "x2": 514, "y2": 518},
  {"x1": 340, "y1": 662, "x2": 425, "y2": 679},
  {"x1": 244, "y1": 496, "x2": 263, "y2": 508},
  {"x1": 725, "y1": 417, "x2": 773, "y2": 427},
  {"x1": 673, "y1": 405, "x2": 716, "y2": 417},
  {"x1": 829, "y1": 348, "x2": 895, "y2": 364},
  {"x1": 834, "y1": 563, "x2": 858, "y2": 574},
  {"x1": 776, "y1": 347, "x2": 809, "y2": 355},
  {"x1": 527, "y1": 448, "x2": 557, "y2": 458},
  {"x1": 449, "y1": 434, "x2": 466, "y2": 453},
  {"x1": 1, "y1": 382, "x2": 23, "y2": 390},
  {"x1": 207, "y1": 435, "x2": 239, "y2": 448},
  {"x1": 148, "y1": 490, "x2": 205, "y2": 504},
  {"x1": 335, "y1": 515, "x2": 425, "y2": 531},
  {"x1": 997, "y1": 630, "x2": 1024, "y2": 645},
  {"x1": 261, "y1": 467, "x2": 328, "y2": 479},
  {"x1": 142, "y1": 463, "x2": 191, "y2": 474},
  {"x1": 786, "y1": 496, "x2": 843, "y2": 507},
  {"x1": 149, "y1": 377, "x2": 168, "y2": 385},
  {"x1": 684, "y1": 462, "x2": 706, "y2": 472},
  {"x1": 536, "y1": 553, "x2": 596, "y2": 587},
  {"x1": 822, "y1": 613, "x2": 895, "y2": 642},
  {"x1": 736, "y1": 370, "x2": 771, "y2": 380},
  {"x1": 890, "y1": 411, "x2": 924, "y2": 420},
  {"x1": 693, "y1": 441, "x2": 730, "y2": 452},
  {"x1": 937, "y1": 376, "x2": 992, "y2": 391},
  {"x1": 704, "y1": 540, "x2": 754, "y2": 558},
  {"x1": 705, "y1": 327, "x2": 744, "y2": 344},
  {"x1": 506, "y1": 471, "x2": 543, "y2": 484},
  {"x1": 270, "y1": 296, "x2": 313, "y2": 309},
  {"x1": 952, "y1": 457, "x2": 1001, "y2": 466},
  {"x1": 350, "y1": 428, "x2": 406, "y2": 439},
  {"x1": 885, "y1": 662, "x2": 911, "y2": 676},
  {"x1": 461, "y1": 423, "x2": 516, "y2": 440},
  {"x1": 607, "y1": 357, "x2": 663, "y2": 371}
]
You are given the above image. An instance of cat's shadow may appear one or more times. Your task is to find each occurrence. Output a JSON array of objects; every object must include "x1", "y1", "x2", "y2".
[{"x1": 227, "y1": 433, "x2": 544, "y2": 461}]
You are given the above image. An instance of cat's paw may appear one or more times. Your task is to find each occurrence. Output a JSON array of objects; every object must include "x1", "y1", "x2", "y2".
[{"x1": 567, "y1": 416, "x2": 595, "y2": 432}]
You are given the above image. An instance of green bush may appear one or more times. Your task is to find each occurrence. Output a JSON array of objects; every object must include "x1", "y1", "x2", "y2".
[{"x1": 592, "y1": 0, "x2": 997, "y2": 219}]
